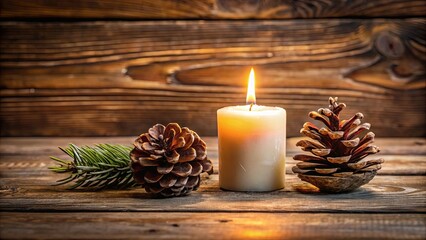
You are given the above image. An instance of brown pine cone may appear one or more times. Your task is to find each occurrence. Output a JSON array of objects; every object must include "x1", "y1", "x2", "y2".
[
  {"x1": 130, "y1": 123, "x2": 213, "y2": 197},
  {"x1": 292, "y1": 97, "x2": 384, "y2": 193}
]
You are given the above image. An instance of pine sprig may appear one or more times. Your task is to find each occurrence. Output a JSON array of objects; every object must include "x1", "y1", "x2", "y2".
[{"x1": 49, "y1": 144, "x2": 139, "y2": 190}]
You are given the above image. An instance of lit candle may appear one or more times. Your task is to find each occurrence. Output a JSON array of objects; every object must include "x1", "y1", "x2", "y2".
[{"x1": 217, "y1": 68, "x2": 286, "y2": 191}]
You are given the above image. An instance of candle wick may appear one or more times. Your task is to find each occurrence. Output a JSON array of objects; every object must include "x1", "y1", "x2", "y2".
[{"x1": 249, "y1": 103, "x2": 253, "y2": 111}]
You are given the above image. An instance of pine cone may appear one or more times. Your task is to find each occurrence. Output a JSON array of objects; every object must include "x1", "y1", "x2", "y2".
[
  {"x1": 292, "y1": 97, "x2": 384, "y2": 193},
  {"x1": 130, "y1": 123, "x2": 213, "y2": 197}
]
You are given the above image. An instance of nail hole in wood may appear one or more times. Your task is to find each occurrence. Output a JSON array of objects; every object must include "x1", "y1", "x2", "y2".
[{"x1": 218, "y1": 219, "x2": 231, "y2": 223}]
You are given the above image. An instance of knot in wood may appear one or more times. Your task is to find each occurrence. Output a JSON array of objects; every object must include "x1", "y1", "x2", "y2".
[{"x1": 375, "y1": 32, "x2": 405, "y2": 59}]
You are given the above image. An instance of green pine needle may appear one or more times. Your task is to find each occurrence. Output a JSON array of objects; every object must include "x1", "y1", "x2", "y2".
[{"x1": 49, "y1": 144, "x2": 139, "y2": 190}]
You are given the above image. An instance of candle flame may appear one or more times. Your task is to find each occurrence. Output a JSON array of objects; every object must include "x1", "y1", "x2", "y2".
[{"x1": 246, "y1": 68, "x2": 256, "y2": 105}]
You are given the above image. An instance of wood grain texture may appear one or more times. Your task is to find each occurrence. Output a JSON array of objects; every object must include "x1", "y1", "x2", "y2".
[
  {"x1": 1, "y1": 174, "x2": 425, "y2": 213},
  {"x1": 1, "y1": 19, "x2": 425, "y2": 137},
  {"x1": 1, "y1": 212, "x2": 425, "y2": 240},
  {"x1": 1, "y1": 137, "x2": 425, "y2": 155},
  {"x1": 1, "y1": 0, "x2": 425, "y2": 19},
  {"x1": 1, "y1": 137, "x2": 425, "y2": 213},
  {"x1": 1, "y1": 137, "x2": 425, "y2": 175}
]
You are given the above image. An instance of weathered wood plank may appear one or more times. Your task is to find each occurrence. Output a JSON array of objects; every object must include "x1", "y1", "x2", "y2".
[
  {"x1": 0, "y1": 137, "x2": 422, "y2": 213},
  {"x1": 1, "y1": 137, "x2": 425, "y2": 176},
  {"x1": 0, "y1": 212, "x2": 425, "y2": 240},
  {"x1": 1, "y1": 0, "x2": 425, "y2": 19},
  {"x1": 1, "y1": 174, "x2": 425, "y2": 213},
  {"x1": 1, "y1": 137, "x2": 425, "y2": 156},
  {"x1": 2, "y1": 153, "x2": 425, "y2": 176},
  {"x1": 1, "y1": 19, "x2": 425, "y2": 137}
]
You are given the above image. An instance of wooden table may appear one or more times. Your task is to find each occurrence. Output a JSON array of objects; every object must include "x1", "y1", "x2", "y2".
[{"x1": 0, "y1": 137, "x2": 425, "y2": 239}]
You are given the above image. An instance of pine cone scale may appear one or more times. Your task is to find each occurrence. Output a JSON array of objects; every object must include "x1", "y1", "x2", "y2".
[
  {"x1": 178, "y1": 148, "x2": 197, "y2": 162},
  {"x1": 186, "y1": 176, "x2": 199, "y2": 188},
  {"x1": 157, "y1": 162, "x2": 174, "y2": 174},
  {"x1": 142, "y1": 142, "x2": 157, "y2": 151},
  {"x1": 312, "y1": 149, "x2": 331, "y2": 156},
  {"x1": 296, "y1": 162, "x2": 328, "y2": 169},
  {"x1": 348, "y1": 160, "x2": 368, "y2": 170},
  {"x1": 341, "y1": 138, "x2": 360, "y2": 147},
  {"x1": 166, "y1": 150, "x2": 179, "y2": 163},
  {"x1": 148, "y1": 124, "x2": 165, "y2": 140},
  {"x1": 194, "y1": 145, "x2": 207, "y2": 159},
  {"x1": 145, "y1": 184, "x2": 164, "y2": 194},
  {"x1": 316, "y1": 168, "x2": 338, "y2": 174},
  {"x1": 172, "y1": 163, "x2": 192, "y2": 177},
  {"x1": 171, "y1": 186, "x2": 185, "y2": 193},
  {"x1": 159, "y1": 174, "x2": 177, "y2": 188},
  {"x1": 327, "y1": 155, "x2": 351, "y2": 164},
  {"x1": 294, "y1": 154, "x2": 325, "y2": 162},
  {"x1": 189, "y1": 161, "x2": 203, "y2": 176},
  {"x1": 309, "y1": 111, "x2": 331, "y2": 128},
  {"x1": 174, "y1": 177, "x2": 188, "y2": 187},
  {"x1": 200, "y1": 159, "x2": 213, "y2": 174},
  {"x1": 144, "y1": 170, "x2": 163, "y2": 183},
  {"x1": 341, "y1": 113, "x2": 363, "y2": 130},
  {"x1": 138, "y1": 159, "x2": 159, "y2": 167},
  {"x1": 182, "y1": 135, "x2": 195, "y2": 150}
]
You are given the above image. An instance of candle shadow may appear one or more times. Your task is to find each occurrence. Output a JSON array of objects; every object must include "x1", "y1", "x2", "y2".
[
  {"x1": 205, "y1": 187, "x2": 295, "y2": 203},
  {"x1": 129, "y1": 191, "x2": 205, "y2": 202},
  {"x1": 292, "y1": 182, "x2": 379, "y2": 199},
  {"x1": 219, "y1": 187, "x2": 286, "y2": 193}
]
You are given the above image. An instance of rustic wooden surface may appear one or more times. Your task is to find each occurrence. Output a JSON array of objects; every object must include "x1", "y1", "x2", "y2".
[
  {"x1": 1, "y1": 19, "x2": 425, "y2": 137},
  {"x1": 1, "y1": 0, "x2": 426, "y2": 19},
  {"x1": 0, "y1": 137, "x2": 425, "y2": 239}
]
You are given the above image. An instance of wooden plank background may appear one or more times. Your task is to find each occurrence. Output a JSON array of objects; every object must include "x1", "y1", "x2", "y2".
[
  {"x1": 1, "y1": 0, "x2": 426, "y2": 19},
  {"x1": 0, "y1": 1, "x2": 425, "y2": 137}
]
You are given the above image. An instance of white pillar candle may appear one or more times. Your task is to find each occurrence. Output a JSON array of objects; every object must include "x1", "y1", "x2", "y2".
[{"x1": 217, "y1": 68, "x2": 286, "y2": 191}]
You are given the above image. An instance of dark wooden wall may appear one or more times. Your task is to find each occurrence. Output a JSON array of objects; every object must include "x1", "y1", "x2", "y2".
[{"x1": 0, "y1": 0, "x2": 425, "y2": 137}]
